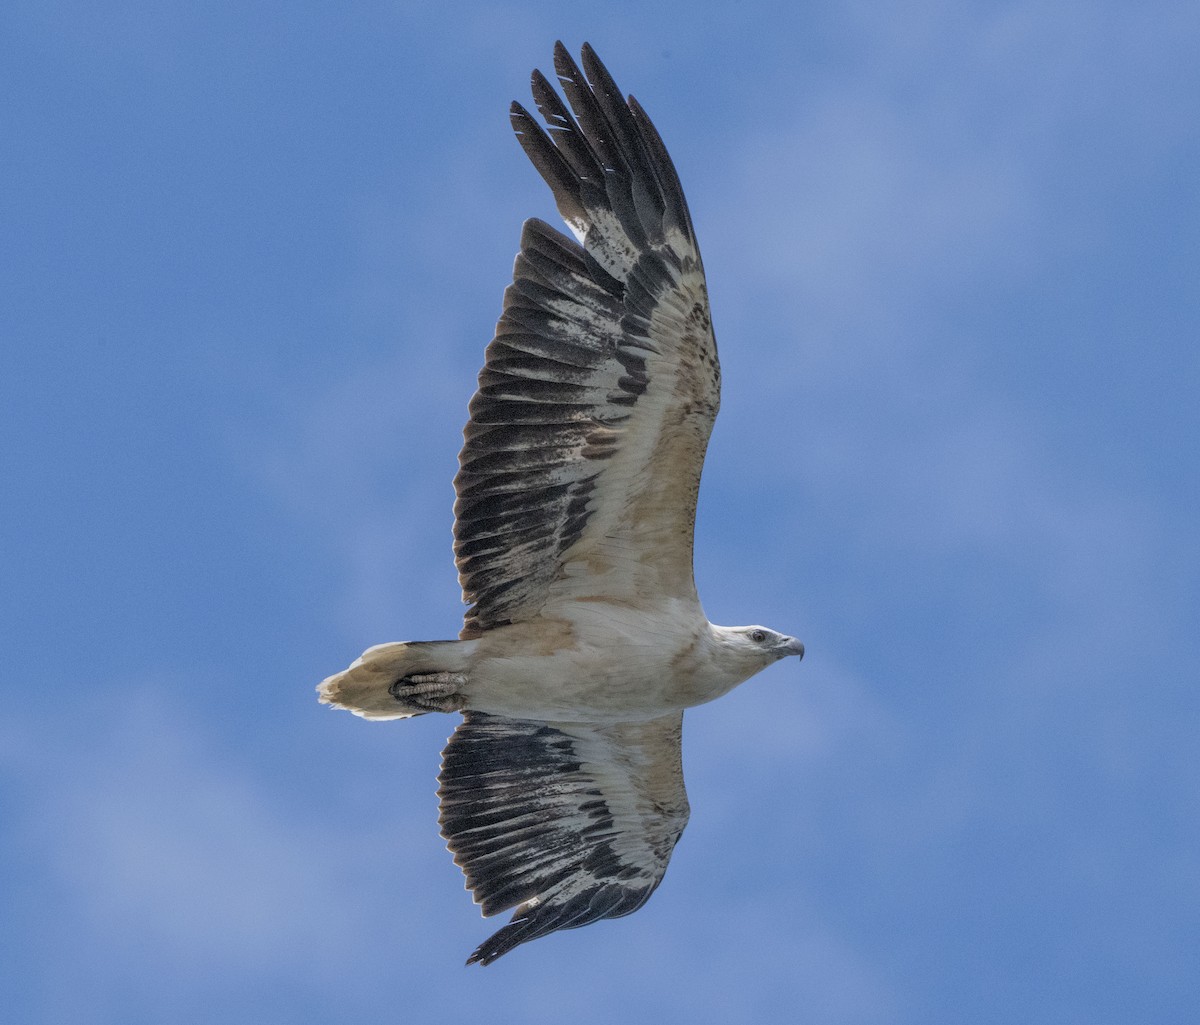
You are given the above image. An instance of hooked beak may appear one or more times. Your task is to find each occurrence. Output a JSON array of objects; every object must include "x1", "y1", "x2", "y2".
[{"x1": 781, "y1": 636, "x2": 805, "y2": 660}]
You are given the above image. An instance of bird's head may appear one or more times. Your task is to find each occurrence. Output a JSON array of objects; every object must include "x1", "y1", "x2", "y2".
[
  {"x1": 711, "y1": 625, "x2": 805, "y2": 678},
  {"x1": 741, "y1": 626, "x2": 805, "y2": 662}
]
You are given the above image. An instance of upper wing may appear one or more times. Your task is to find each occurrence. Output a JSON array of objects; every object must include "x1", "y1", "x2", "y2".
[
  {"x1": 438, "y1": 710, "x2": 690, "y2": 965},
  {"x1": 454, "y1": 42, "x2": 720, "y2": 637}
]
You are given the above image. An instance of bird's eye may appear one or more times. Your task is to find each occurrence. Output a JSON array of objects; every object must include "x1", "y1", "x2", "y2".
[{"x1": 750, "y1": 630, "x2": 766, "y2": 643}]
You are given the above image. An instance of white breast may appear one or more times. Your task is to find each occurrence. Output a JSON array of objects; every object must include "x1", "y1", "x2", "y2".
[{"x1": 461, "y1": 597, "x2": 731, "y2": 722}]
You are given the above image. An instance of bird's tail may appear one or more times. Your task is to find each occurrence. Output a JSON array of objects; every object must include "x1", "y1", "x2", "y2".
[{"x1": 316, "y1": 639, "x2": 473, "y2": 720}]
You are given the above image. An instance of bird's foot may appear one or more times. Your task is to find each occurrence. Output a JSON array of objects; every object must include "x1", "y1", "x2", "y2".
[{"x1": 389, "y1": 672, "x2": 467, "y2": 713}]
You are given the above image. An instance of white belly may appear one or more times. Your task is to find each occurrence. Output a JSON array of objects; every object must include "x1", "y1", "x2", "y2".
[{"x1": 461, "y1": 599, "x2": 736, "y2": 722}]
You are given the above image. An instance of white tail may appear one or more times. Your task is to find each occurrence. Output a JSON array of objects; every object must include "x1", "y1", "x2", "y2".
[{"x1": 317, "y1": 640, "x2": 472, "y2": 720}]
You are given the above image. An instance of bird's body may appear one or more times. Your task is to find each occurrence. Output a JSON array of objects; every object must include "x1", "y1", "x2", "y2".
[
  {"x1": 466, "y1": 602, "x2": 775, "y2": 721},
  {"x1": 332, "y1": 598, "x2": 789, "y2": 723},
  {"x1": 318, "y1": 41, "x2": 804, "y2": 965}
]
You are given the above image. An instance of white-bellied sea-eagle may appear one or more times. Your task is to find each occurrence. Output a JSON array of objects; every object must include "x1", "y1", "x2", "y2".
[{"x1": 318, "y1": 41, "x2": 805, "y2": 966}]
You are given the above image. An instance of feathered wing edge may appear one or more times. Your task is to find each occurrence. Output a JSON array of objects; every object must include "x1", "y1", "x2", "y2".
[
  {"x1": 508, "y1": 40, "x2": 702, "y2": 297},
  {"x1": 453, "y1": 42, "x2": 719, "y2": 635},
  {"x1": 438, "y1": 712, "x2": 690, "y2": 965},
  {"x1": 452, "y1": 217, "x2": 637, "y2": 636}
]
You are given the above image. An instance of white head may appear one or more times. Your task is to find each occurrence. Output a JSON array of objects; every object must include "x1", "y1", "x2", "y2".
[{"x1": 710, "y1": 624, "x2": 805, "y2": 681}]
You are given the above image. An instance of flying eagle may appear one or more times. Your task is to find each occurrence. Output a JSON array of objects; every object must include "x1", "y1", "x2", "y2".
[{"x1": 318, "y1": 41, "x2": 804, "y2": 966}]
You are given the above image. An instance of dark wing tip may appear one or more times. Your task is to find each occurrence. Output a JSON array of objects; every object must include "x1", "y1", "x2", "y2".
[
  {"x1": 464, "y1": 908, "x2": 537, "y2": 967},
  {"x1": 465, "y1": 930, "x2": 513, "y2": 967},
  {"x1": 463, "y1": 883, "x2": 654, "y2": 966},
  {"x1": 579, "y1": 41, "x2": 621, "y2": 101}
]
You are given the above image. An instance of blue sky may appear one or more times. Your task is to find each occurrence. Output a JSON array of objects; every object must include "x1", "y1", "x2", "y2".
[{"x1": 3, "y1": 1, "x2": 1197, "y2": 1022}]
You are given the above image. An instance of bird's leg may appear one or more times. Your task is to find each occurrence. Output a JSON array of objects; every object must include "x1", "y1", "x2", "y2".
[{"x1": 389, "y1": 671, "x2": 467, "y2": 713}]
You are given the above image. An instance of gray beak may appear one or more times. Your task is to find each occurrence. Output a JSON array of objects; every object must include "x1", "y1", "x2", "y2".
[{"x1": 781, "y1": 636, "x2": 805, "y2": 659}]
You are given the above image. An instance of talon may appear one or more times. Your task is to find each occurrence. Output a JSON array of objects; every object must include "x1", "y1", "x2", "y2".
[
  {"x1": 409, "y1": 672, "x2": 467, "y2": 688},
  {"x1": 390, "y1": 672, "x2": 467, "y2": 713}
]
